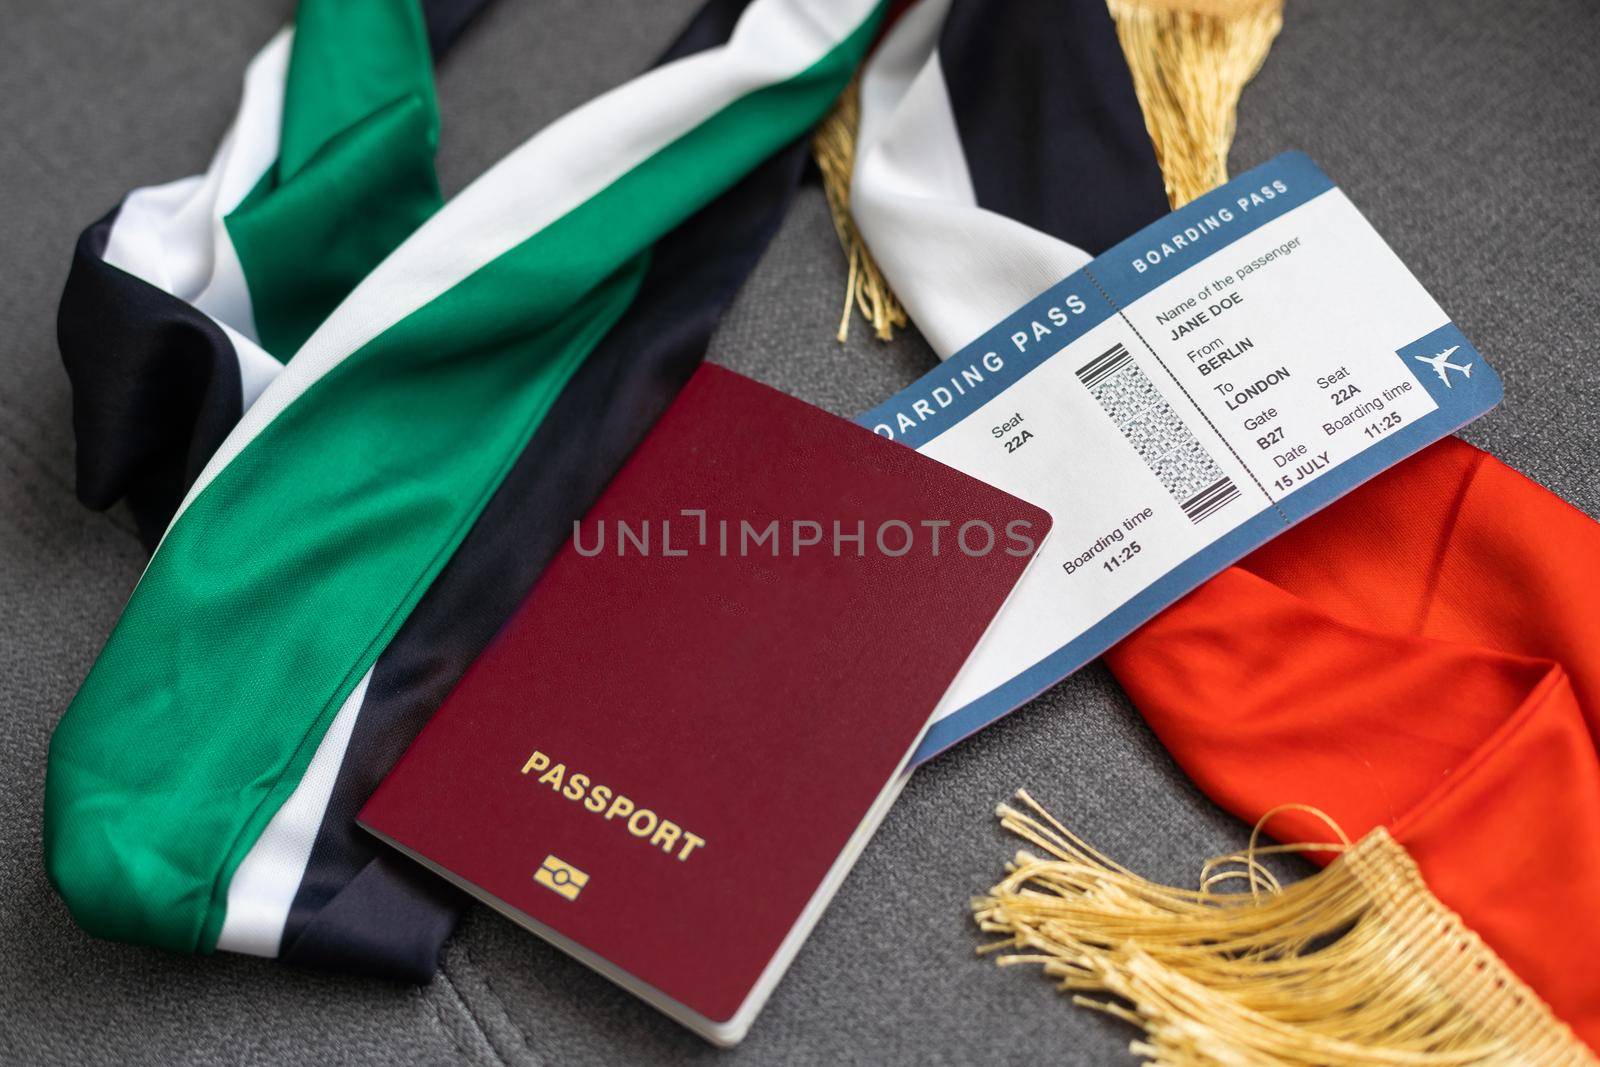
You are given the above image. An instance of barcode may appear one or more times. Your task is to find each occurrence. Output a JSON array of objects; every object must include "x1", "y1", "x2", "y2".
[
  {"x1": 1075, "y1": 343, "x2": 1132, "y2": 388},
  {"x1": 1180, "y1": 476, "x2": 1241, "y2": 523},
  {"x1": 1078, "y1": 342, "x2": 1239, "y2": 525}
]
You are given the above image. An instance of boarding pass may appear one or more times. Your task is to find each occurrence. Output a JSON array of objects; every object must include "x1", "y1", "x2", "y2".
[{"x1": 858, "y1": 152, "x2": 1502, "y2": 762}]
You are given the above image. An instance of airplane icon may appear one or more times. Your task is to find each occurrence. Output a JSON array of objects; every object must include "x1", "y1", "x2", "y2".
[{"x1": 1414, "y1": 345, "x2": 1473, "y2": 388}]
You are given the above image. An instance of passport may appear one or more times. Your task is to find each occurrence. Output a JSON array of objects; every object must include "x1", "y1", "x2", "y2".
[{"x1": 359, "y1": 364, "x2": 1049, "y2": 1044}]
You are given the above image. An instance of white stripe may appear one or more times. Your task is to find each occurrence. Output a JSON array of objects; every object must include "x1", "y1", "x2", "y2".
[
  {"x1": 102, "y1": 28, "x2": 290, "y2": 364},
  {"x1": 216, "y1": 668, "x2": 373, "y2": 957},
  {"x1": 176, "y1": 0, "x2": 881, "y2": 523},
  {"x1": 851, "y1": 0, "x2": 1091, "y2": 359},
  {"x1": 218, "y1": 321, "x2": 282, "y2": 411}
]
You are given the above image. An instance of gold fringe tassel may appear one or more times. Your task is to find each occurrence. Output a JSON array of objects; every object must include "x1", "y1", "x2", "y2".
[
  {"x1": 974, "y1": 791, "x2": 1597, "y2": 1066},
  {"x1": 812, "y1": 78, "x2": 908, "y2": 343},
  {"x1": 1107, "y1": 0, "x2": 1284, "y2": 209}
]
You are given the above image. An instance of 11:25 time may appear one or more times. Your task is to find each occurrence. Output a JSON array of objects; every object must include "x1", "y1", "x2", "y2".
[
  {"x1": 1103, "y1": 540, "x2": 1141, "y2": 573},
  {"x1": 1363, "y1": 412, "x2": 1402, "y2": 439}
]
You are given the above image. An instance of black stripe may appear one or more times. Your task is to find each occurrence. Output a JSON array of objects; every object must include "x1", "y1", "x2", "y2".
[
  {"x1": 419, "y1": 0, "x2": 495, "y2": 58},
  {"x1": 57, "y1": 1, "x2": 500, "y2": 552},
  {"x1": 278, "y1": 0, "x2": 796, "y2": 982},
  {"x1": 938, "y1": 0, "x2": 1169, "y2": 255},
  {"x1": 58, "y1": 208, "x2": 245, "y2": 551}
]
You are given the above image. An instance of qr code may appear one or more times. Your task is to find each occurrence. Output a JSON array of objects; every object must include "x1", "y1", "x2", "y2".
[{"x1": 1077, "y1": 343, "x2": 1240, "y2": 523}]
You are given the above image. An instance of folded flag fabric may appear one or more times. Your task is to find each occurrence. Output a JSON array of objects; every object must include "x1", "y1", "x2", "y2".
[
  {"x1": 275, "y1": 16, "x2": 820, "y2": 981},
  {"x1": 1104, "y1": 436, "x2": 1600, "y2": 1051},
  {"x1": 848, "y1": 0, "x2": 1600, "y2": 1056},
  {"x1": 59, "y1": 0, "x2": 491, "y2": 549},
  {"x1": 850, "y1": 0, "x2": 1168, "y2": 359},
  {"x1": 47, "y1": 0, "x2": 884, "y2": 974}
]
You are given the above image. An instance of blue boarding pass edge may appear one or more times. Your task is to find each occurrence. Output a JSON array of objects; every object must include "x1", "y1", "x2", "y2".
[{"x1": 851, "y1": 152, "x2": 1504, "y2": 764}]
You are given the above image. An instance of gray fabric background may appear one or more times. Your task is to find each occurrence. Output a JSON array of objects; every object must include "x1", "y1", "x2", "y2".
[{"x1": 3, "y1": 0, "x2": 1597, "y2": 1063}]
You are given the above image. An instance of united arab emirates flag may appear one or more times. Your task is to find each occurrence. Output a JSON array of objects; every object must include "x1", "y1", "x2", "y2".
[{"x1": 49, "y1": 0, "x2": 884, "y2": 977}]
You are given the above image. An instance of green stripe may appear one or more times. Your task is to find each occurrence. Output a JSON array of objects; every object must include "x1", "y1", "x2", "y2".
[
  {"x1": 277, "y1": 0, "x2": 438, "y2": 179},
  {"x1": 45, "y1": 4, "x2": 883, "y2": 954},
  {"x1": 227, "y1": 0, "x2": 442, "y2": 361}
]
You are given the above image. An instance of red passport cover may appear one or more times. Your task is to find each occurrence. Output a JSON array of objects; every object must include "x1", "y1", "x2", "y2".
[{"x1": 359, "y1": 365, "x2": 1049, "y2": 1030}]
